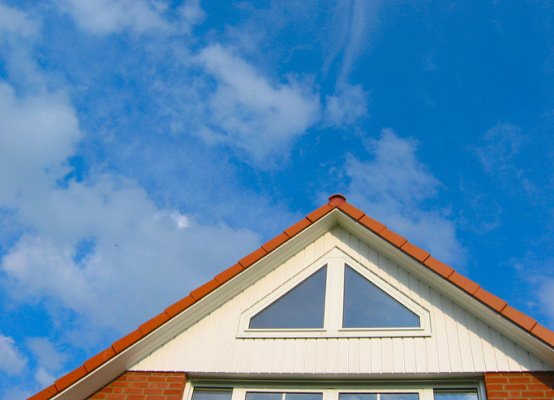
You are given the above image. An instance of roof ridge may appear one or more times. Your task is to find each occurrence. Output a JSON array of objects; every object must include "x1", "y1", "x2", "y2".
[{"x1": 28, "y1": 194, "x2": 554, "y2": 400}]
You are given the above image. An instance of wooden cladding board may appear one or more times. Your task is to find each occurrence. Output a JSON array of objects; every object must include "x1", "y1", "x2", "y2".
[{"x1": 131, "y1": 226, "x2": 552, "y2": 374}]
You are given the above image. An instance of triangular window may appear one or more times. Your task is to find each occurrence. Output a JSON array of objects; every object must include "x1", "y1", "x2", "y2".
[
  {"x1": 249, "y1": 266, "x2": 327, "y2": 329},
  {"x1": 240, "y1": 248, "x2": 430, "y2": 338},
  {"x1": 343, "y1": 265, "x2": 420, "y2": 328}
]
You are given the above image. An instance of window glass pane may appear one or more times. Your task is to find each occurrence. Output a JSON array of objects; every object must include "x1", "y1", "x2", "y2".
[
  {"x1": 343, "y1": 265, "x2": 420, "y2": 328},
  {"x1": 246, "y1": 393, "x2": 283, "y2": 400},
  {"x1": 192, "y1": 388, "x2": 233, "y2": 400},
  {"x1": 434, "y1": 391, "x2": 478, "y2": 400},
  {"x1": 380, "y1": 394, "x2": 419, "y2": 400},
  {"x1": 286, "y1": 393, "x2": 323, "y2": 400},
  {"x1": 249, "y1": 266, "x2": 327, "y2": 329},
  {"x1": 340, "y1": 393, "x2": 378, "y2": 400}
]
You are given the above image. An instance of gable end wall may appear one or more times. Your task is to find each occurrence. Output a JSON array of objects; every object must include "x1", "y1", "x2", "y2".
[{"x1": 87, "y1": 371, "x2": 186, "y2": 400}]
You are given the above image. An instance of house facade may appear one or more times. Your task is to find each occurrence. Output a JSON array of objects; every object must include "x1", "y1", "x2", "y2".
[{"x1": 29, "y1": 195, "x2": 554, "y2": 400}]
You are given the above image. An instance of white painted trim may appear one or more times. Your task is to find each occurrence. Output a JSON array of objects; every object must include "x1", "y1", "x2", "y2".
[{"x1": 237, "y1": 246, "x2": 431, "y2": 338}]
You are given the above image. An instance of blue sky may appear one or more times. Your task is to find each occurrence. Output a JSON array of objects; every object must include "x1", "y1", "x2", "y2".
[{"x1": 0, "y1": 0, "x2": 553, "y2": 398}]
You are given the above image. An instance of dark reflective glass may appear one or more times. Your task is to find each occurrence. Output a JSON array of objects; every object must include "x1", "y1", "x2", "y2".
[
  {"x1": 286, "y1": 393, "x2": 323, "y2": 400},
  {"x1": 434, "y1": 391, "x2": 478, "y2": 400},
  {"x1": 246, "y1": 393, "x2": 283, "y2": 400},
  {"x1": 343, "y1": 265, "x2": 420, "y2": 328},
  {"x1": 192, "y1": 389, "x2": 233, "y2": 400},
  {"x1": 339, "y1": 393, "x2": 378, "y2": 400},
  {"x1": 380, "y1": 394, "x2": 419, "y2": 400},
  {"x1": 249, "y1": 266, "x2": 327, "y2": 329}
]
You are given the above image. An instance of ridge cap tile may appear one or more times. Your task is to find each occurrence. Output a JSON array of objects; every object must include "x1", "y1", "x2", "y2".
[
  {"x1": 338, "y1": 202, "x2": 365, "y2": 220},
  {"x1": 474, "y1": 287, "x2": 508, "y2": 312},
  {"x1": 448, "y1": 272, "x2": 481, "y2": 295},
  {"x1": 358, "y1": 215, "x2": 386, "y2": 233},
  {"x1": 83, "y1": 347, "x2": 116, "y2": 373},
  {"x1": 400, "y1": 242, "x2": 431, "y2": 263},
  {"x1": 379, "y1": 228, "x2": 407, "y2": 247},
  {"x1": 190, "y1": 279, "x2": 220, "y2": 300},
  {"x1": 423, "y1": 256, "x2": 455, "y2": 278},
  {"x1": 283, "y1": 218, "x2": 311, "y2": 237},
  {"x1": 27, "y1": 385, "x2": 58, "y2": 400},
  {"x1": 238, "y1": 247, "x2": 268, "y2": 268},
  {"x1": 215, "y1": 263, "x2": 244, "y2": 285},
  {"x1": 261, "y1": 232, "x2": 289, "y2": 253},
  {"x1": 54, "y1": 365, "x2": 87, "y2": 392},
  {"x1": 112, "y1": 329, "x2": 143, "y2": 353},
  {"x1": 501, "y1": 305, "x2": 538, "y2": 331},
  {"x1": 531, "y1": 324, "x2": 554, "y2": 348},
  {"x1": 306, "y1": 204, "x2": 333, "y2": 222},
  {"x1": 165, "y1": 295, "x2": 196, "y2": 318},
  {"x1": 139, "y1": 311, "x2": 171, "y2": 335}
]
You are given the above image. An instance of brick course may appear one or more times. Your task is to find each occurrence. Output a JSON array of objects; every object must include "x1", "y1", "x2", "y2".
[
  {"x1": 485, "y1": 372, "x2": 554, "y2": 399},
  {"x1": 88, "y1": 371, "x2": 186, "y2": 400}
]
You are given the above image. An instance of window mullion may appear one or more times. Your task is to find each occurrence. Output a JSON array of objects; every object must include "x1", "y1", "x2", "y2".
[{"x1": 324, "y1": 258, "x2": 344, "y2": 333}]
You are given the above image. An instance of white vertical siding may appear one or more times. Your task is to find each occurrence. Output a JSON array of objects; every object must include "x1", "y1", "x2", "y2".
[{"x1": 131, "y1": 226, "x2": 552, "y2": 373}]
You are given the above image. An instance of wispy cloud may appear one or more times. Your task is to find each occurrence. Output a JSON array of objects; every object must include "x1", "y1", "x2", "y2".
[
  {"x1": 473, "y1": 122, "x2": 539, "y2": 198},
  {"x1": 324, "y1": 82, "x2": 369, "y2": 127},
  {"x1": 196, "y1": 44, "x2": 320, "y2": 165},
  {"x1": 55, "y1": 0, "x2": 203, "y2": 35},
  {"x1": 343, "y1": 129, "x2": 464, "y2": 267},
  {"x1": 0, "y1": 334, "x2": 27, "y2": 376}
]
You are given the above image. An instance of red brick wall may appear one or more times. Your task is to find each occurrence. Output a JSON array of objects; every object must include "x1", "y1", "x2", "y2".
[
  {"x1": 485, "y1": 372, "x2": 554, "y2": 399},
  {"x1": 88, "y1": 371, "x2": 186, "y2": 400}
]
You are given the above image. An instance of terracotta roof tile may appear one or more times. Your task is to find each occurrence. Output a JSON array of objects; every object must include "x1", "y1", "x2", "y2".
[
  {"x1": 474, "y1": 288, "x2": 507, "y2": 312},
  {"x1": 424, "y1": 256, "x2": 455, "y2": 278},
  {"x1": 283, "y1": 218, "x2": 311, "y2": 237},
  {"x1": 27, "y1": 385, "x2": 58, "y2": 400},
  {"x1": 84, "y1": 347, "x2": 116, "y2": 372},
  {"x1": 532, "y1": 324, "x2": 554, "y2": 346},
  {"x1": 401, "y1": 242, "x2": 430, "y2": 263},
  {"x1": 190, "y1": 279, "x2": 220, "y2": 300},
  {"x1": 338, "y1": 202, "x2": 365, "y2": 220},
  {"x1": 239, "y1": 247, "x2": 268, "y2": 268},
  {"x1": 54, "y1": 366, "x2": 87, "y2": 391},
  {"x1": 262, "y1": 233, "x2": 289, "y2": 253},
  {"x1": 165, "y1": 295, "x2": 196, "y2": 318},
  {"x1": 379, "y1": 228, "x2": 407, "y2": 247},
  {"x1": 139, "y1": 311, "x2": 170, "y2": 335},
  {"x1": 501, "y1": 305, "x2": 538, "y2": 331},
  {"x1": 449, "y1": 272, "x2": 481, "y2": 295},
  {"x1": 358, "y1": 215, "x2": 386, "y2": 233},
  {"x1": 306, "y1": 204, "x2": 333, "y2": 222},
  {"x1": 215, "y1": 263, "x2": 244, "y2": 285},
  {"x1": 112, "y1": 329, "x2": 143, "y2": 353},
  {"x1": 31, "y1": 194, "x2": 554, "y2": 400}
]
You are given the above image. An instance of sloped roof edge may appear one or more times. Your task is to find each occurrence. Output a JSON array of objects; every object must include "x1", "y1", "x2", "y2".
[{"x1": 29, "y1": 194, "x2": 554, "y2": 400}]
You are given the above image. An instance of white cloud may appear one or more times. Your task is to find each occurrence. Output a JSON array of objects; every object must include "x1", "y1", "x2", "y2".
[
  {"x1": 56, "y1": 0, "x2": 178, "y2": 35},
  {"x1": 2, "y1": 175, "x2": 261, "y2": 334},
  {"x1": 325, "y1": 83, "x2": 368, "y2": 127},
  {"x1": 0, "y1": 335, "x2": 27, "y2": 375},
  {"x1": 0, "y1": 3, "x2": 38, "y2": 39},
  {"x1": 344, "y1": 129, "x2": 464, "y2": 266},
  {"x1": 0, "y1": 82, "x2": 81, "y2": 206},
  {"x1": 27, "y1": 338, "x2": 68, "y2": 374},
  {"x1": 196, "y1": 44, "x2": 320, "y2": 165},
  {"x1": 34, "y1": 368, "x2": 55, "y2": 390}
]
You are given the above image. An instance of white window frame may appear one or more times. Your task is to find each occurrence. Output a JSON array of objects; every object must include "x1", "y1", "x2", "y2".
[
  {"x1": 238, "y1": 247, "x2": 431, "y2": 338},
  {"x1": 184, "y1": 380, "x2": 484, "y2": 400}
]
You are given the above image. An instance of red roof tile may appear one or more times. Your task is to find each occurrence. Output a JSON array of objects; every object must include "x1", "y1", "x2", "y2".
[{"x1": 30, "y1": 194, "x2": 554, "y2": 400}]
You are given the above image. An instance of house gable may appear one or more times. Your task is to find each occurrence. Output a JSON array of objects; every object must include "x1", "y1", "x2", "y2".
[
  {"x1": 130, "y1": 224, "x2": 552, "y2": 375},
  {"x1": 30, "y1": 195, "x2": 554, "y2": 400}
]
